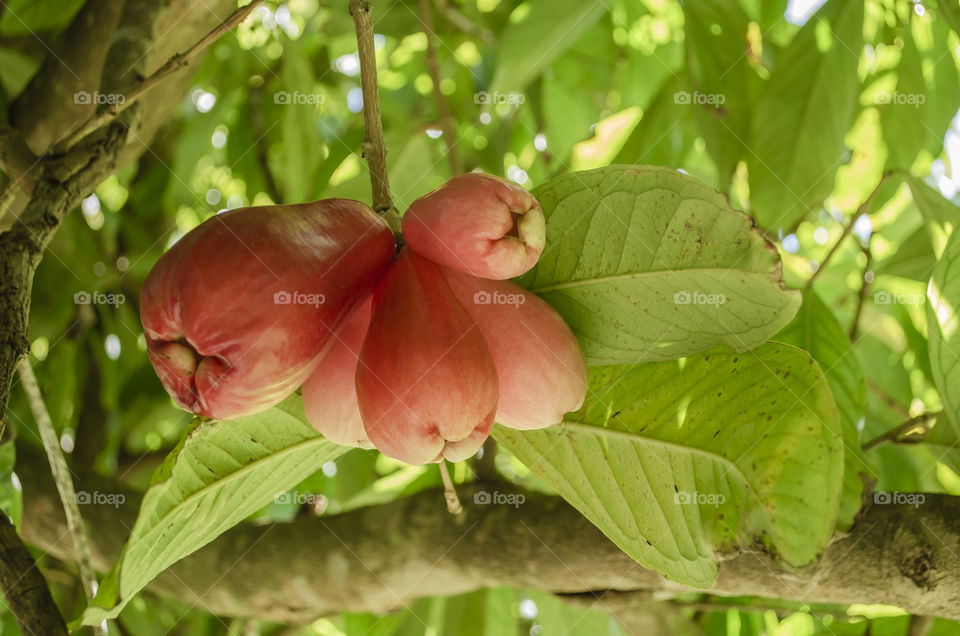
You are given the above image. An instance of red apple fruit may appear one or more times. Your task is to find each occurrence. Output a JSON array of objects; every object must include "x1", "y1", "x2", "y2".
[
  {"x1": 355, "y1": 249, "x2": 498, "y2": 464},
  {"x1": 302, "y1": 295, "x2": 373, "y2": 448},
  {"x1": 441, "y1": 267, "x2": 588, "y2": 430},
  {"x1": 401, "y1": 173, "x2": 545, "y2": 280},
  {"x1": 141, "y1": 199, "x2": 395, "y2": 420}
]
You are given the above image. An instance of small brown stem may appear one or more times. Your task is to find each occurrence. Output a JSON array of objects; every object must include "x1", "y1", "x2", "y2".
[
  {"x1": 17, "y1": 360, "x2": 100, "y2": 631},
  {"x1": 848, "y1": 246, "x2": 872, "y2": 341},
  {"x1": 58, "y1": 0, "x2": 264, "y2": 152},
  {"x1": 350, "y1": 0, "x2": 402, "y2": 234},
  {"x1": 438, "y1": 461, "x2": 463, "y2": 515},
  {"x1": 249, "y1": 81, "x2": 283, "y2": 204},
  {"x1": 419, "y1": 0, "x2": 462, "y2": 175},
  {"x1": 808, "y1": 171, "x2": 892, "y2": 287},
  {"x1": 862, "y1": 411, "x2": 941, "y2": 452}
]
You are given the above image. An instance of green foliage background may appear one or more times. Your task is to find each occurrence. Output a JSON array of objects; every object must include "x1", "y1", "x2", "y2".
[{"x1": 2, "y1": 0, "x2": 960, "y2": 634}]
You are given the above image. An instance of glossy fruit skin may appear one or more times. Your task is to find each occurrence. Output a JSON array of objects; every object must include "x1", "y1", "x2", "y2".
[
  {"x1": 302, "y1": 295, "x2": 373, "y2": 448},
  {"x1": 356, "y1": 249, "x2": 499, "y2": 464},
  {"x1": 141, "y1": 199, "x2": 395, "y2": 420},
  {"x1": 401, "y1": 173, "x2": 545, "y2": 280},
  {"x1": 441, "y1": 267, "x2": 588, "y2": 430}
]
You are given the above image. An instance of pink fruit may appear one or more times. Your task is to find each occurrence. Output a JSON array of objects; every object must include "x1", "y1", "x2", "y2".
[
  {"x1": 141, "y1": 199, "x2": 395, "y2": 420},
  {"x1": 441, "y1": 267, "x2": 588, "y2": 430},
  {"x1": 302, "y1": 296, "x2": 373, "y2": 449},
  {"x1": 401, "y1": 173, "x2": 545, "y2": 280},
  {"x1": 356, "y1": 250, "x2": 499, "y2": 464}
]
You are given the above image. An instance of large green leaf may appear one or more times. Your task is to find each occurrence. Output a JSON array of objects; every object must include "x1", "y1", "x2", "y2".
[
  {"x1": 495, "y1": 343, "x2": 843, "y2": 588},
  {"x1": 83, "y1": 396, "x2": 347, "y2": 623},
  {"x1": 776, "y1": 290, "x2": 870, "y2": 530},
  {"x1": 519, "y1": 165, "x2": 801, "y2": 364},
  {"x1": 489, "y1": 0, "x2": 606, "y2": 94},
  {"x1": 927, "y1": 229, "x2": 960, "y2": 435},
  {"x1": 747, "y1": 0, "x2": 863, "y2": 231}
]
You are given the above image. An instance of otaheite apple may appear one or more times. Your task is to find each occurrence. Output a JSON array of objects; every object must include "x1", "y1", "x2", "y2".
[
  {"x1": 401, "y1": 173, "x2": 545, "y2": 280},
  {"x1": 355, "y1": 249, "x2": 499, "y2": 464},
  {"x1": 441, "y1": 267, "x2": 588, "y2": 430},
  {"x1": 141, "y1": 199, "x2": 395, "y2": 420},
  {"x1": 302, "y1": 295, "x2": 373, "y2": 448}
]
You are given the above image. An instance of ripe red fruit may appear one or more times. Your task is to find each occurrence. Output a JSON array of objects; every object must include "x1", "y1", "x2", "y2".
[
  {"x1": 441, "y1": 268, "x2": 588, "y2": 430},
  {"x1": 356, "y1": 250, "x2": 499, "y2": 464},
  {"x1": 401, "y1": 173, "x2": 545, "y2": 280},
  {"x1": 141, "y1": 199, "x2": 395, "y2": 420},
  {"x1": 302, "y1": 295, "x2": 373, "y2": 448}
]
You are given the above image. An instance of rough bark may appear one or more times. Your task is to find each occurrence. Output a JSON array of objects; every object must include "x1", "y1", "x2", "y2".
[
  {"x1": 0, "y1": 510, "x2": 68, "y2": 636},
  {"x1": 15, "y1": 445, "x2": 960, "y2": 622}
]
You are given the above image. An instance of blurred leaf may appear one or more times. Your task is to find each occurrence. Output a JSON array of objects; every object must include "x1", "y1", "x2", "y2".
[
  {"x1": 279, "y1": 41, "x2": 320, "y2": 203},
  {"x1": 519, "y1": 165, "x2": 801, "y2": 364},
  {"x1": 613, "y1": 74, "x2": 696, "y2": 168},
  {"x1": 879, "y1": 26, "x2": 927, "y2": 171},
  {"x1": 0, "y1": 46, "x2": 40, "y2": 97},
  {"x1": 684, "y1": 0, "x2": 753, "y2": 182},
  {"x1": 905, "y1": 175, "x2": 960, "y2": 259},
  {"x1": 927, "y1": 228, "x2": 960, "y2": 435},
  {"x1": 496, "y1": 343, "x2": 843, "y2": 587},
  {"x1": 747, "y1": 0, "x2": 863, "y2": 231},
  {"x1": 0, "y1": 0, "x2": 84, "y2": 35},
  {"x1": 0, "y1": 441, "x2": 21, "y2": 529},
  {"x1": 776, "y1": 289, "x2": 871, "y2": 530},
  {"x1": 876, "y1": 226, "x2": 938, "y2": 281},
  {"x1": 83, "y1": 396, "x2": 348, "y2": 623},
  {"x1": 489, "y1": 0, "x2": 606, "y2": 94},
  {"x1": 930, "y1": 0, "x2": 960, "y2": 38}
]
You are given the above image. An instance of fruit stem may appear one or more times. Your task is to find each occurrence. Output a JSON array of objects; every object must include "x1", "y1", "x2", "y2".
[{"x1": 438, "y1": 461, "x2": 463, "y2": 515}]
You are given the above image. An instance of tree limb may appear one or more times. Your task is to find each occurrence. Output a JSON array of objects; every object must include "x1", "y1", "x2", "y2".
[
  {"x1": 15, "y1": 445, "x2": 960, "y2": 622},
  {"x1": 0, "y1": 509, "x2": 68, "y2": 635},
  {"x1": 57, "y1": 0, "x2": 265, "y2": 152},
  {"x1": 0, "y1": 123, "x2": 39, "y2": 195},
  {"x1": 419, "y1": 0, "x2": 462, "y2": 175}
]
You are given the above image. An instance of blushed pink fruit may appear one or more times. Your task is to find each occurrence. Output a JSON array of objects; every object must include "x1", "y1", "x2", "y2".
[
  {"x1": 401, "y1": 173, "x2": 545, "y2": 280},
  {"x1": 302, "y1": 296, "x2": 373, "y2": 449},
  {"x1": 141, "y1": 199, "x2": 395, "y2": 420},
  {"x1": 441, "y1": 267, "x2": 588, "y2": 430},
  {"x1": 356, "y1": 249, "x2": 499, "y2": 464}
]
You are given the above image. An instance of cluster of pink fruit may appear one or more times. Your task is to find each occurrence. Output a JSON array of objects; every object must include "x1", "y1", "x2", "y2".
[{"x1": 140, "y1": 173, "x2": 588, "y2": 465}]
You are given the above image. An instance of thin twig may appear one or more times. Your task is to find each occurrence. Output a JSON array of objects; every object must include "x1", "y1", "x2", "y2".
[
  {"x1": 249, "y1": 81, "x2": 283, "y2": 204},
  {"x1": 419, "y1": 0, "x2": 462, "y2": 175},
  {"x1": 808, "y1": 171, "x2": 892, "y2": 287},
  {"x1": 16, "y1": 360, "x2": 102, "y2": 632},
  {"x1": 438, "y1": 461, "x2": 463, "y2": 515},
  {"x1": 868, "y1": 380, "x2": 911, "y2": 418},
  {"x1": 862, "y1": 411, "x2": 941, "y2": 452},
  {"x1": 350, "y1": 0, "x2": 402, "y2": 234},
  {"x1": 848, "y1": 246, "x2": 872, "y2": 341},
  {"x1": 58, "y1": 0, "x2": 264, "y2": 151}
]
